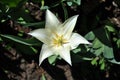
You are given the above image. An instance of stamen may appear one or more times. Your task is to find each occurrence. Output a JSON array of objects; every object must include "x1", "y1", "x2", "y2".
[{"x1": 53, "y1": 33, "x2": 68, "y2": 47}]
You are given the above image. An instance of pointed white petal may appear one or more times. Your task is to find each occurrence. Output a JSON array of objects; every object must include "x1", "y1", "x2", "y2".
[
  {"x1": 39, "y1": 44, "x2": 54, "y2": 65},
  {"x1": 58, "y1": 46, "x2": 72, "y2": 65},
  {"x1": 28, "y1": 29, "x2": 51, "y2": 44},
  {"x1": 45, "y1": 10, "x2": 61, "y2": 30},
  {"x1": 70, "y1": 33, "x2": 91, "y2": 49},
  {"x1": 61, "y1": 15, "x2": 79, "y2": 39}
]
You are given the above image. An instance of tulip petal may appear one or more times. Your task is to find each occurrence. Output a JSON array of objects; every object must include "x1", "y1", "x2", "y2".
[
  {"x1": 39, "y1": 44, "x2": 54, "y2": 65},
  {"x1": 58, "y1": 46, "x2": 72, "y2": 65},
  {"x1": 70, "y1": 33, "x2": 91, "y2": 49},
  {"x1": 45, "y1": 10, "x2": 61, "y2": 30},
  {"x1": 28, "y1": 29, "x2": 51, "y2": 44},
  {"x1": 61, "y1": 15, "x2": 79, "y2": 39}
]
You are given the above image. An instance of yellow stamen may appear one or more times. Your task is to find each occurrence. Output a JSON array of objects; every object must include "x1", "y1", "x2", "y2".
[{"x1": 53, "y1": 33, "x2": 68, "y2": 47}]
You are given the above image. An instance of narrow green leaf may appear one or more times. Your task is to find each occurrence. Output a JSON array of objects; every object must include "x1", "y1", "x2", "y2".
[
  {"x1": 0, "y1": 34, "x2": 41, "y2": 46},
  {"x1": 16, "y1": 44, "x2": 38, "y2": 55},
  {"x1": 23, "y1": 21, "x2": 45, "y2": 28},
  {"x1": 71, "y1": 54, "x2": 83, "y2": 63},
  {"x1": 71, "y1": 54, "x2": 93, "y2": 63},
  {"x1": 61, "y1": 3, "x2": 68, "y2": 20},
  {"x1": 9, "y1": 8, "x2": 34, "y2": 22},
  {"x1": 82, "y1": 57, "x2": 93, "y2": 60},
  {"x1": 0, "y1": 35, "x2": 38, "y2": 55}
]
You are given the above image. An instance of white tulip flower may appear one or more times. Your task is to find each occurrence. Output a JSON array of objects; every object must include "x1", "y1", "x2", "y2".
[{"x1": 28, "y1": 10, "x2": 91, "y2": 66}]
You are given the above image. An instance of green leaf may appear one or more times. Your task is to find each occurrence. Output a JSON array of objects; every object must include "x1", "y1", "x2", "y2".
[
  {"x1": 86, "y1": 27, "x2": 116, "y2": 65},
  {"x1": 62, "y1": 3, "x2": 68, "y2": 20},
  {"x1": 73, "y1": 0, "x2": 81, "y2": 5},
  {"x1": 0, "y1": 34, "x2": 41, "y2": 46},
  {"x1": 67, "y1": 2, "x2": 73, "y2": 6},
  {"x1": 72, "y1": 48, "x2": 81, "y2": 54},
  {"x1": 23, "y1": 21, "x2": 45, "y2": 28},
  {"x1": 17, "y1": 17, "x2": 27, "y2": 24},
  {"x1": 93, "y1": 27, "x2": 111, "y2": 46},
  {"x1": 16, "y1": 44, "x2": 38, "y2": 55},
  {"x1": 103, "y1": 45, "x2": 114, "y2": 59},
  {"x1": 71, "y1": 53, "x2": 93, "y2": 63},
  {"x1": 105, "y1": 25, "x2": 115, "y2": 32},
  {"x1": 117, "y1": 39, "x2": 120, "y2": 48},
  {"x1": 66, "y1": 0, "x2": 81, "y2": 6},
  {"x1": 94, "y1": 47, "x2": 103, "y2": 56},
  {"x1": 40, "y1": 6, "x2": 49, "y2": 10},
  {"x1": 91, "y1": 57, "x2": 98, "y2": 65},
  {"x1": 41, "y1": 74, "x2": 46, "y2": 80},
  {"x1": 48, "y1": 55, "x2": 58, "y2": 65},
  {"x1": 108, "y1": 59, "x2": 120, "y2": 64},
  {"x1": 99, "y1": 58, "x2": 104, "y2": 64},
  {"x1": 0, "y1": 37, "x2": 2, "y2": 42},
  {"x1": 89, "y1": 27, "x2": 114, "y2": 59},
  {"x1": 82, "y1": 57, "x2": 93, "y2": 61},
  {"x1": 100, "y1": 62, "x2": 105, "y2": 70},
  {"x1": 0, "y1": 0, "x2": 22, "y2": 7},
  {"x1": 85, "y1": 31, "x2": 95, "y2": 41},
  {"x1": 9, "y1": 8, "x2": 33, "y2": 22},
  {"x1": 71, "y1": 54, "x2": 83, "y2": 63},
  {"x1": 92, "y1": 38, "x2": 102, "y2": 49}
]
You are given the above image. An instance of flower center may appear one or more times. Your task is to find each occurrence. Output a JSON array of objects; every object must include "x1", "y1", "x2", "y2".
[{"x1": 53, "y1": 34, "x2": 68, "y2": 47}]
